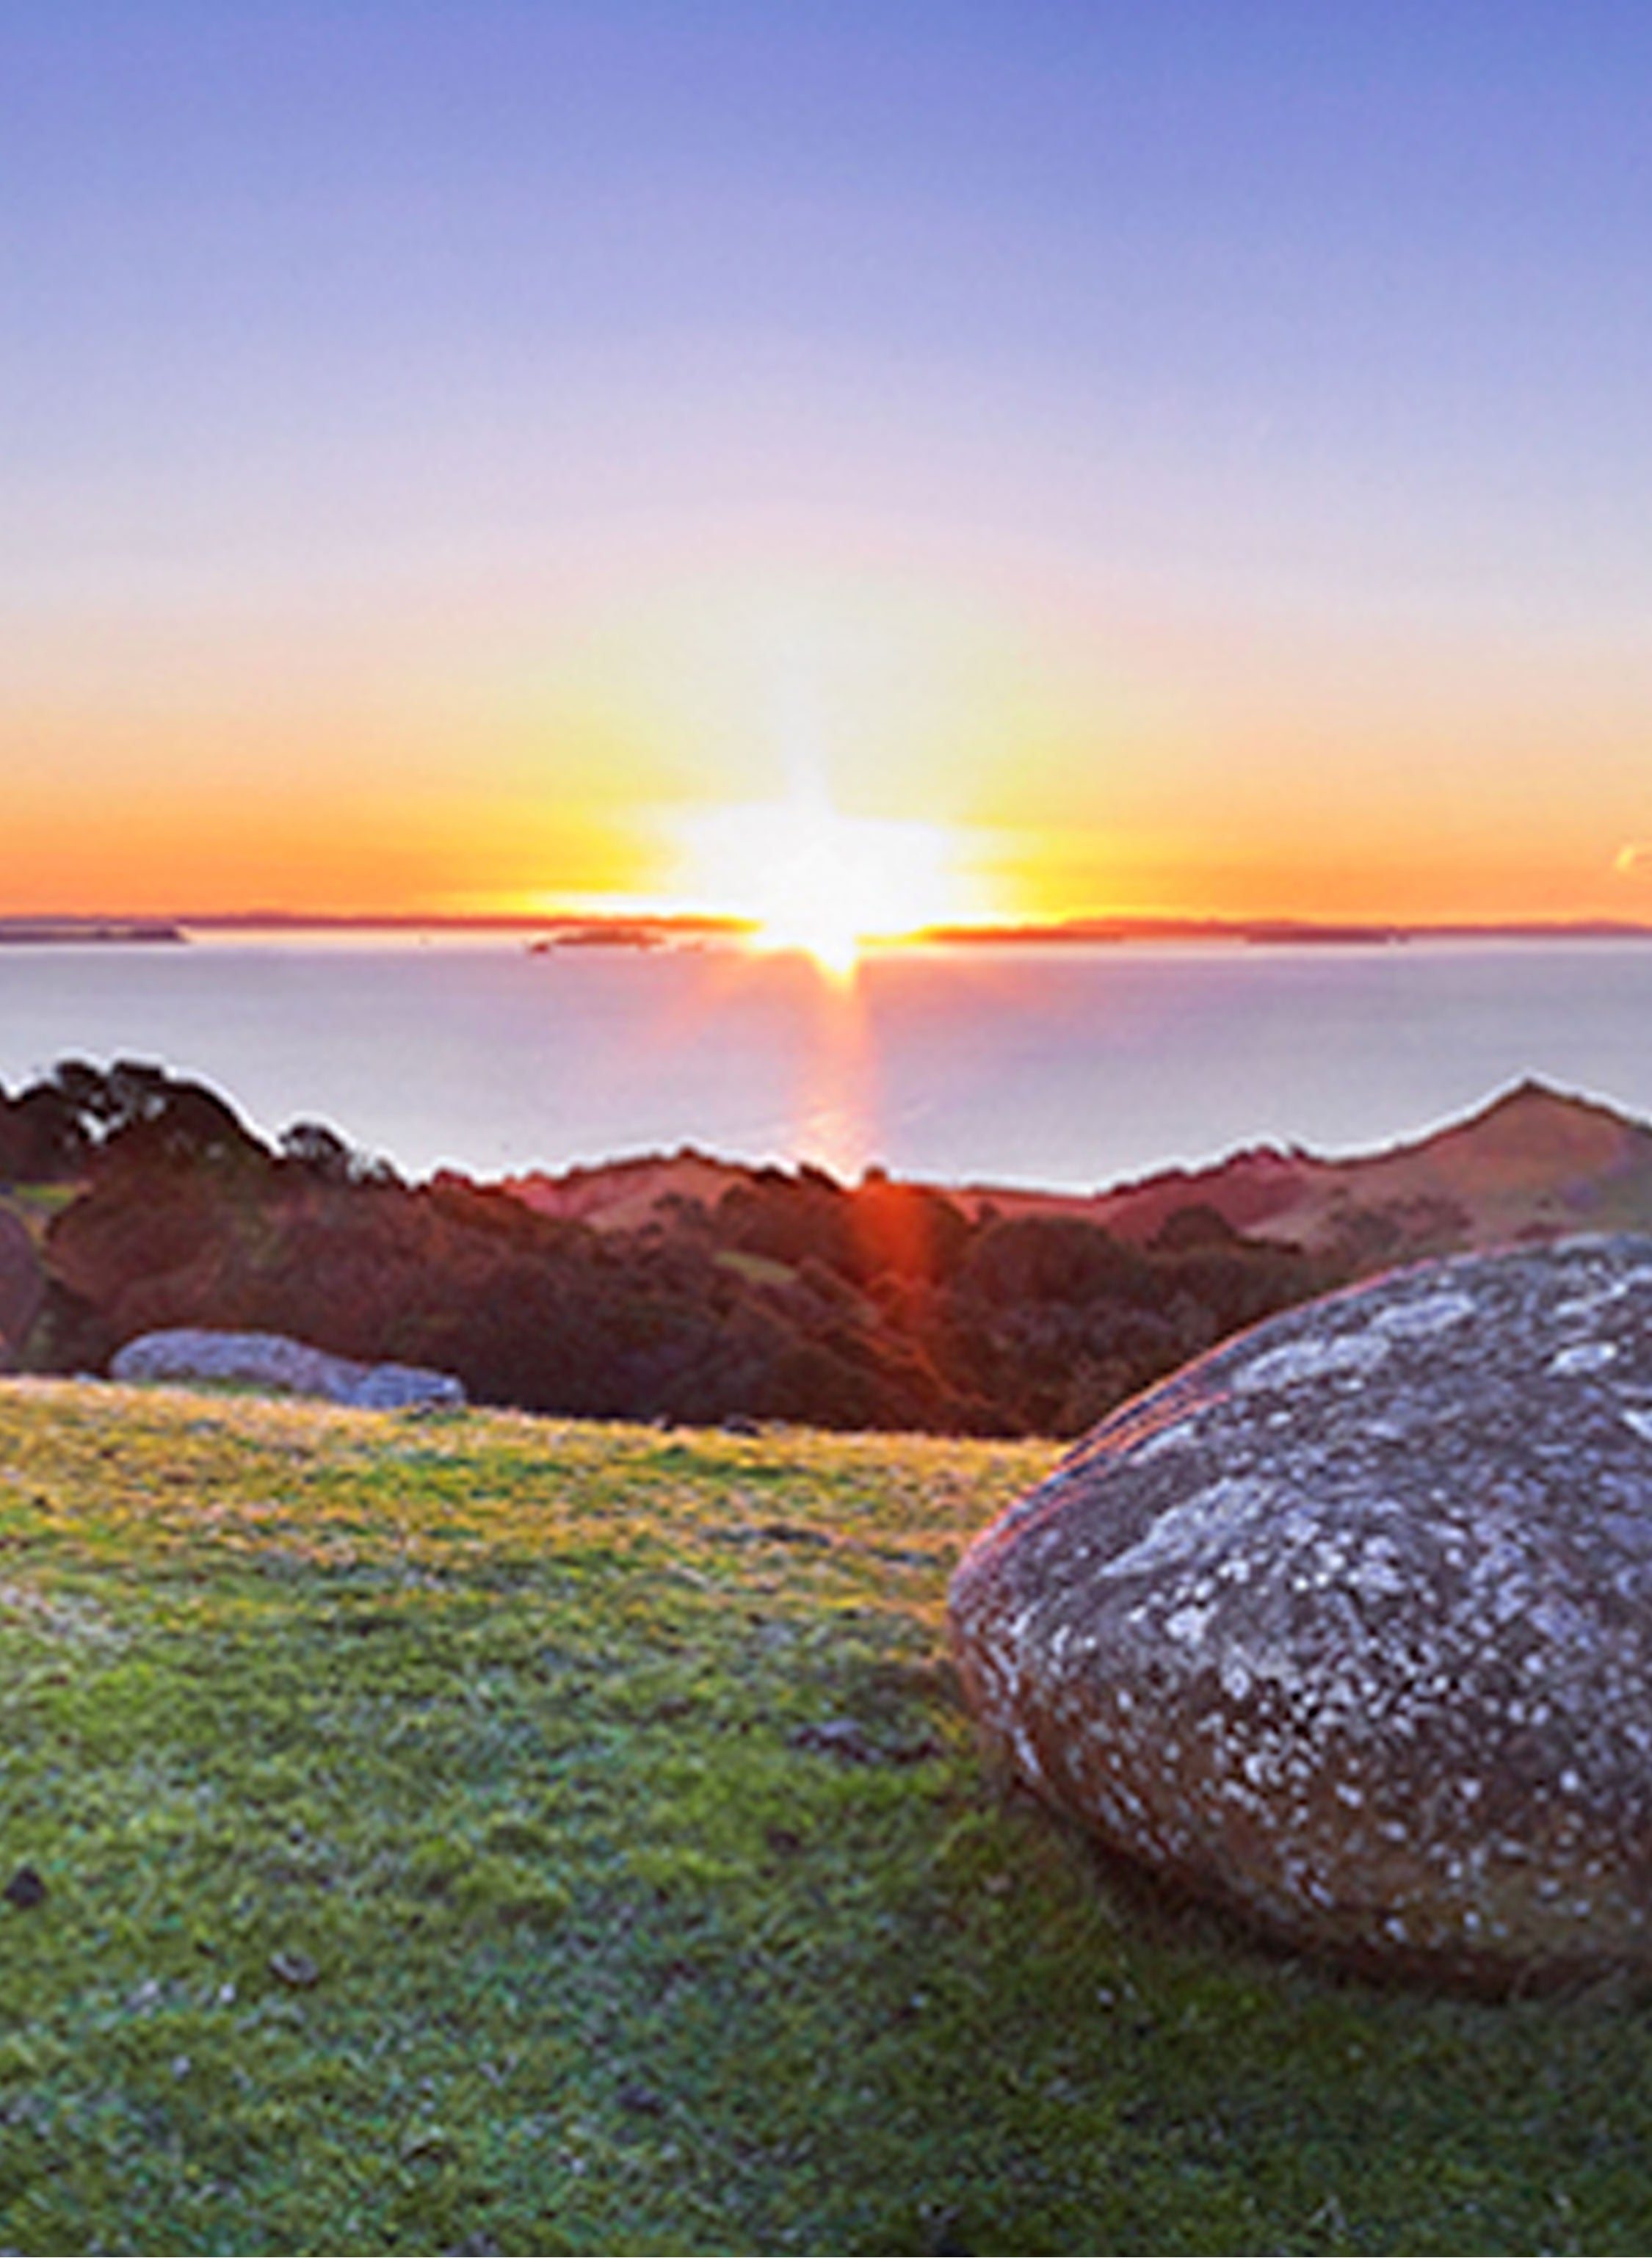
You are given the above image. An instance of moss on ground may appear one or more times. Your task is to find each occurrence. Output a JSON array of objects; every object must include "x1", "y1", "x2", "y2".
[{"x1": 0, "y1": 1379, "x2": 1649, "y2": 2253}]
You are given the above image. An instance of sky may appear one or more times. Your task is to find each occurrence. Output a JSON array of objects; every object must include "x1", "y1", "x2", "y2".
[{"x1": 6, "y1": 1, "x2": 1652, "y2": 927}]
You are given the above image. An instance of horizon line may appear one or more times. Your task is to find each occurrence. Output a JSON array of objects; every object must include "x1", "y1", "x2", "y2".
[{"x1": 5, "y1": 909, "x2": 1652, "y2": 945}]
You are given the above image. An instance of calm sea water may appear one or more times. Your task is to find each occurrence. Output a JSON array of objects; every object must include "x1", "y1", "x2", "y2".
[{"x1": 1, "y1": 933, "x2": 1650, "y2": 1194}]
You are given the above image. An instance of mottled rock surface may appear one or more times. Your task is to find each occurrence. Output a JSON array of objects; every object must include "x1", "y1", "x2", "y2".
[
  {"x1": 949, "y1": 1236, "x2": 1652, "y2": 1983},
  {"x1": 109, "y1": 1328, "x2": 465, "y2": 1410}
]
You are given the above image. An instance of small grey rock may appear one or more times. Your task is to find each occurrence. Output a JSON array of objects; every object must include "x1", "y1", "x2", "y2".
[
  {"x1": 111, "y1": 1328, "x2": 465, "y2": 1409},
  {"x1": 791, "y1": 1717, "x2": 878, "y2": 1763},
  {"x1": 268, "y1": 1948, "x2": 319, "y2": 1989}
]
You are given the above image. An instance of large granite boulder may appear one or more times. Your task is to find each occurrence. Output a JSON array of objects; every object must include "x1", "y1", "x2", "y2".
[
  {"x1": 109, "y1": 1328, "x2": 465, "y2": 1410},
  {"x1": 949, "y1": 1236, "x2": 1652, "y2": 1984}
]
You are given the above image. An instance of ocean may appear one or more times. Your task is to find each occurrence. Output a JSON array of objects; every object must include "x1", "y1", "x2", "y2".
[{"x1": 1, "y1": 931, "x2": 1650, "y2": 1194}]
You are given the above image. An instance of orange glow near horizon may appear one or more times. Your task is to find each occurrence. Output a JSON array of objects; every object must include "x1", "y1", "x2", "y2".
[
  {"x1": 10, "y1": 795, "x2": 1651, "y2": 937},
  {"x1": 7, "y1": 731, "x2": 1652, "y2": 935},
  {"x1": 10, "y1": 583, "x2": 1652, "y2": 936},
  {"x1": 8, "y1": 533, "x2": 1652, "y2": 935}
]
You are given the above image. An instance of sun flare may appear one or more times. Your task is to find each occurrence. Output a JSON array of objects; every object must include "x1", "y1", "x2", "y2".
[{"x1": 678, "y1": 791, "x2": 967, "y2": 977}]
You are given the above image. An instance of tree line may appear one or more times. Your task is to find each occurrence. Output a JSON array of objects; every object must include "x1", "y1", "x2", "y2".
[{"x1": 1, "y1": 1060, "x2": 1346, "y2": 1436}]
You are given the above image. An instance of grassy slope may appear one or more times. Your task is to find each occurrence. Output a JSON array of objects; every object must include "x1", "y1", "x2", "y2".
[{"x1": 1, "y1": 1387, "x2": 1649, "y2": 2255}]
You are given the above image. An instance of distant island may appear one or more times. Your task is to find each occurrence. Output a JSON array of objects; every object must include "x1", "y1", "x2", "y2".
[
  {"x1": 527, "y1": 922, "x2": 675, "y2": 952},
  {"x1": 0, "y1": 922, "x2": 186, "y2": 947}
]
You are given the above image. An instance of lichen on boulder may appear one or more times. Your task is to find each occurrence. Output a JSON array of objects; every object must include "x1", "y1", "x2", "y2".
[{"x1": 948, "y1": 1235, "x2": 1652, "y2": 1984}]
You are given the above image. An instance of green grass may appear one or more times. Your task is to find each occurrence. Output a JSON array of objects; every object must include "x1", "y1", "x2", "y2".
[{"x1": 1, "y1": 1380, "x2": 1650, "y2": 2254}]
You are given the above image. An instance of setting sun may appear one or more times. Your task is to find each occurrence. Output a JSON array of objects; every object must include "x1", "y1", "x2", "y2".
[{"x1": 677, "y1": 782, "x2": 973, "y2": 976}]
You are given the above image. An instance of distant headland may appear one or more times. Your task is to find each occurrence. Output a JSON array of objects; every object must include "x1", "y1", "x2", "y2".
[{"x1": 919, "y1": 913, "x2": 1652, "y2": 948}]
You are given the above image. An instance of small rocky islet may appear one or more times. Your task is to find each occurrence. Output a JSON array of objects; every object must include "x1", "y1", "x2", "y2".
[{"x1": 949, "y1": 1234, "x2": 1652, "y2": 1985}]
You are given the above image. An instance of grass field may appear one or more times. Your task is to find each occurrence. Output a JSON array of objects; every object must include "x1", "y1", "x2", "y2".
[{"x1": 1, "y1": 1378, "x2": 1651, "y2": 2254}]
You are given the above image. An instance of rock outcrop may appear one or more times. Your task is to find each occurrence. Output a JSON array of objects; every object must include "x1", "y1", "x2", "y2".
[
  {"x1": 109, "y1": 1328, "x2": 465, "y2": 1410},
  {"x1": 949, "y1": 1236, "x2": 1652, "y2": 1984}
]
